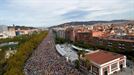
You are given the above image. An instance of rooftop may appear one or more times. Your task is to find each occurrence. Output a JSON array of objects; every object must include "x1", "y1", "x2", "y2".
[
  {"x1": 92, "y1": 31, "x2": 104, "y2": 37},
  {"x1": 85, "y1": 50, "x2": 124, "y2": 65}
]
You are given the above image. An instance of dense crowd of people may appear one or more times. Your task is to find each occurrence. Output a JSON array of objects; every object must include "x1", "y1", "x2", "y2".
[{"x1": 24, "y1": 31, "x2": 83, "y2": 75}]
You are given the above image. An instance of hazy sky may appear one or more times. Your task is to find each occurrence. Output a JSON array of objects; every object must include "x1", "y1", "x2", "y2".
[{"x1": 0, "y1": 0, "x2": 134, "y2": 27}]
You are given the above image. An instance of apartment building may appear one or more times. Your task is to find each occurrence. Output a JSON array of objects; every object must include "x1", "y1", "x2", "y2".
[
  {"x1": 65, "y1": 26, "x2": 92, "y2": 42},
  {"x1": 53, "y1": 27, "x2": 66, "y2": 39},
  {"x1": 75, "y1": 31, "x2": 92, "y2": 44},
  {"x1": 91, "y1": 37, "x2": 134, "y2": 51}
]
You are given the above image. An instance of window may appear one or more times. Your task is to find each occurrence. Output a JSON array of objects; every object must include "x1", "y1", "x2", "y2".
[
  {"x1": 103, "y1": 67, "x2": 108, "y2": 75},
  {"x1": 111, "y1": 63, "x2": 118, "y2": 71},
  {"x1": 92, "y1": 65, "x2": 99, "y2": 73},
  {"x1": 103, "y1": 66, "x2": 108, "y2": 71},
  {"x1": 88, "y1": 65, "x2": 91, "y2": 71}
]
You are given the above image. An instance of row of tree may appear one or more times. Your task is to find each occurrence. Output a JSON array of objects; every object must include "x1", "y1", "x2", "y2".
[
  {"x1": 0, "y1": 34, "x2": 33, "y2": 44},
  {"x1": 73, "y1": 41, "x2": 96, "y2": 50},
  {"x1": 0, "y1": 33, "x2": 36, "y2": 75},
  {"x1": 3, "y1": 31, "x2": 48, "y2": 75},
  {"x1": 55, "y1": 37, "x2": 67, "y2": 44}
]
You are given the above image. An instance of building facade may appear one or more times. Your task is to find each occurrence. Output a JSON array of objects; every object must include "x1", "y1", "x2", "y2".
[
  {"x1": 65, "y1": 27, "x2": 74, "y2": 41},
  {"x1": 65, "y1": 26, "x2": 92, "y2": 42},
  {"x1": 75, "y1": 31, "x2": 92, "y2": 44},
  {"x1": 53, "y1": 28, "x2": 66, "y2": 39},
  {"x1": 91, "y1": 37, "x2": 134, "y2": 51}
]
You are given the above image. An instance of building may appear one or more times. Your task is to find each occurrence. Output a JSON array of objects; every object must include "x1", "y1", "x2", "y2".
[
  {"x1": 0, "y1": 33, "x2": 8, "y2": 39},
  {"x1": 65, "y1": 27, "x2": 74, "y2": 41},
  {"x1": 8, "y1": 26, "x2": 16, "y2": 37},
  {"x1": 53, "y1": 28, "x2": 66, "y2": 39},
  {"x1": 15, "y1": 27, "x2": 39, "y2": 36},
  {"x1": 75, "y1": 31, "x2": 92, "y2": 44},
  {"x1": 82, "y1": 50, "x2": 126, "y2": 75},
  {"x1": 65, "y1": 26, "x2": 92, "y2": 42},
  {"x1": 0, "y1": 25, "x2": 16, "y2": 38},
  {"x1": 92, "y1": 31, "x2": 105, "y2": 37},
  {"x1": 56, "y1": 28, "x2": 66, "y2": 39},
  {"x1": 91, "y1": 37, "x2": 134, "y2": 51},
  {"x1": 0, "y1": 25, "x2": 8, "y2": 32},
  {"x1": 0, "y1": 25, "x2": 8, "y2": 38}
]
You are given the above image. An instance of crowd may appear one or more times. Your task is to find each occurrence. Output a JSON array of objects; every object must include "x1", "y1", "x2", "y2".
[{"x1": 24, "y1": 31, "x2": 83, "y2": 75}]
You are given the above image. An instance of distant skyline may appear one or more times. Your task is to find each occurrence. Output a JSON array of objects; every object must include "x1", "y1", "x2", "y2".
[{"x1": 0, "y1": 0, "x2": 134, "y2": 27}]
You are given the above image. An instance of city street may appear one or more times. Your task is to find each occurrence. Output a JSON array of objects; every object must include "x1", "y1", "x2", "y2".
[{"x1": 24, "y1": 30, "x2": 83, "y2": 75}]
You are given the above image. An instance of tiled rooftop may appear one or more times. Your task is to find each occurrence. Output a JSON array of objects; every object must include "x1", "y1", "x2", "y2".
[{"x1": 85, "y1": 50, "x2": 124, "y2": 65}]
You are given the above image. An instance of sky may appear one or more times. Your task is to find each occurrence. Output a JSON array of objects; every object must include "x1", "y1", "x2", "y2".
[{"x1": 0, "y1": 0, "x2": 134, "y2": 27}]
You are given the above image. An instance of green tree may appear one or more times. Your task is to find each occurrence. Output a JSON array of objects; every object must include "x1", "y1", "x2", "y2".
[
  {"x1": 75, "y1": 60, "x2": 80, "y2": 69},
  {"x1": 3, "y1": 31, "x2": 48, "y2": 75},
  {"x1": 77, "y1": 50, "x2": 86, "y2": 59}
]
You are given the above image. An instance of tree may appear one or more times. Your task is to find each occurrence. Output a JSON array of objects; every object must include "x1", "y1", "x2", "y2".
[
  {"x1": 77, "y1": 50, "x2": 86, "y2": 59},
  {"x1": 75, "y1": 60, "x2": 80, "y2": 69},
  {"x1": 84, "y1": 59, "x2": 91, "y2": 70},
  {"x1": 3, "y1": 31, "x2": 48, "y2": 75}
]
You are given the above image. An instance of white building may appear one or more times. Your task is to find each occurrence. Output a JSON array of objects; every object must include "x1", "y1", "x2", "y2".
[
  {"x1": 0, "y1": 26, "x2": 16, "y2": 38},
  {"x1": 82, "y1": 50, "x2": 126, "y2": 75},
  {"x1": 0, "y1": 25, "x2": 9, "y2": 38},
  {"x1": 0, "y1": 33, "x2": 8, "y2": 39},
  {"x1": 0, "y1": 25, "x2": 8, "y2": 32}
]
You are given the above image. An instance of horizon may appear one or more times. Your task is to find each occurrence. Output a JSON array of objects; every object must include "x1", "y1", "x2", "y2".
[
  {"x1": 1, "y1": 19, "x2": 133, "y2": 28},
  {"x1": 0, "y1": 0, "x2": 134, "y2": 27}
]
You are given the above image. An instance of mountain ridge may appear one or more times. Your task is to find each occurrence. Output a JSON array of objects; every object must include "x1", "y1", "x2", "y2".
[{"x1": 51, "y1": 20, "x2": 134, "y2": 28}]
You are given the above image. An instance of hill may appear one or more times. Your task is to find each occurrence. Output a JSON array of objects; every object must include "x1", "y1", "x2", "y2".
[{"x1": 51, "y1": 20, "x2": 133, "y2": 28}]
